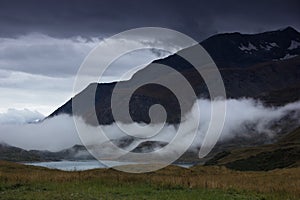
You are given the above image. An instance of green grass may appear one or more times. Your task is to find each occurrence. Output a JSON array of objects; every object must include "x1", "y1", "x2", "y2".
[
  {"x1": 0, "y1": 161, "x2": 299, "y2": 200},
  {"x1": 0, "y1": 181, "x2": 269, "y2": 200}
]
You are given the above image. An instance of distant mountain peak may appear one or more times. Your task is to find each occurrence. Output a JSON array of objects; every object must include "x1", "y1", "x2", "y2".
[
  {"x1": 280, "y1": 26, "x2": 299, "y2": 33},
  {"x1": 200, "y1": 26, "x2": 300, "y2": 67}
]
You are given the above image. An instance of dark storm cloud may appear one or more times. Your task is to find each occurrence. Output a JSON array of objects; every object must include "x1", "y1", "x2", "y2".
[{"x1": 0, "y1": 0, "x2": 299, "y2": 41}]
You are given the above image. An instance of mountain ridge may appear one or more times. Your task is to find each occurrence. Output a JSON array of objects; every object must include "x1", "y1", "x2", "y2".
[{"x1": 48, "y1": 27, "x2": 300, "y2": 125}]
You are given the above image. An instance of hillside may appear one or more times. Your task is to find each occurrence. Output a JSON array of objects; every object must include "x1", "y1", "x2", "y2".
[
  {"x1": 205, "y1": 126, "x2": 300, "y2": 171},
  {"x1": 0, "y1": 143, "x2": 93, "y2": 162},
  {"x1": 48, "y1": 27, "x2": 300, "y2": 125}
]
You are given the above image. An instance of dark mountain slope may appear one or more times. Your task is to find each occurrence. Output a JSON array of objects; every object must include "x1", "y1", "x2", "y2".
[
  {"x1": 48, "y1": 27, "x2": 300, "y2": 125},
  {"x1": 201, "y1": 26, "x2": 300, "y2": 68}
]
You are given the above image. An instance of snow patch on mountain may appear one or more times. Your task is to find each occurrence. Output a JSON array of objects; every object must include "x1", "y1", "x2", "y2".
[
  {"x1": 269, "y1": 42, "x2": 278, "y2": 47},
  {"x1": 288, "y1": 40, "x2": 300, "y2": 50},
  {"x1": 239, "y1": 43, "x2": 257, "y2": 51},
  {"x1": 260, "y1": 44, "x2": 272, "y2": 51},
  {"x1": 260, "y1": 42, "x2": 278, "y2": 51},
  {"x1": 279, "y1": 54, "x2": 298, "y2": 60}
]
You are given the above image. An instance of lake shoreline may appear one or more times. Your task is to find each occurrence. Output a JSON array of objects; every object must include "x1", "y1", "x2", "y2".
[{"x1": 22, "y1": 160, "x2": 196, "y2": 171}]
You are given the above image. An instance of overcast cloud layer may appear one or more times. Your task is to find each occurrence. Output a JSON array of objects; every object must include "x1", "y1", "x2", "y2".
[
  {"x1": 0, "y1": 33, "x2": 179, "y2": 114},
  {"x1": 0, "y1": 0, "x2": 299, "y2": 40}
]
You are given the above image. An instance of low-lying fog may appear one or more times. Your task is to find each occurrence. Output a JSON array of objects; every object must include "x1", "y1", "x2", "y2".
[{"x1": 1, "y1": 98, "x2": 300, "y2": 153}]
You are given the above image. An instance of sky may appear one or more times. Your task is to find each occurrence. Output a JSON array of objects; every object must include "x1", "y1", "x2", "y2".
[{"x1": 0, "y1": 0, "x2": 299, "y2": 116}]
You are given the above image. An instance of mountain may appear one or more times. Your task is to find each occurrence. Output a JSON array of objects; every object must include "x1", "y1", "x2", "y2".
[
  {"x1": 0, "y1": 143, "x2": 45, "y2": 162},
  {"x1": 201, "y1": 26, "x2": 300, "y2": 67},
  {"x1": 0, "y1": 143, "x2": 93, "y2": 162},
  {"x1": 205, "y1": 126, "x2": 300, "y2": 171},
  {"x1": 48, "y1": 27, "x2": 300, "y2": 125}
]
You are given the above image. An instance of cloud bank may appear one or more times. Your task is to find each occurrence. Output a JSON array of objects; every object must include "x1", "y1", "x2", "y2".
[
  {"x1": 0, "y1": 115, "x2": 81, "y2": 151},
  {"x1": 0, "y1": 108, "x2": 44, "y2": 124},
  {"x1": 0, "y1": 99, "x2": 299, "y2": 153}
]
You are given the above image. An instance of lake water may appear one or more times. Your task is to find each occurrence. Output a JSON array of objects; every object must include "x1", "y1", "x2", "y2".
[{"x1": 24, "y1": 160, "x2": 194, "y2": 171}]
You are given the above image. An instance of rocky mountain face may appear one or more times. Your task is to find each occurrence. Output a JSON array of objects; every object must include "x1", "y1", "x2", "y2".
[{"x1": 48, "y1": 27, "x2": 300, "y2": 125}]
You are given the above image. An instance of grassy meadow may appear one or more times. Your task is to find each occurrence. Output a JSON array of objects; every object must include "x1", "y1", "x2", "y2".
[{"x1": 0, "y1": 161, "x2": 299, "y2": 199}]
